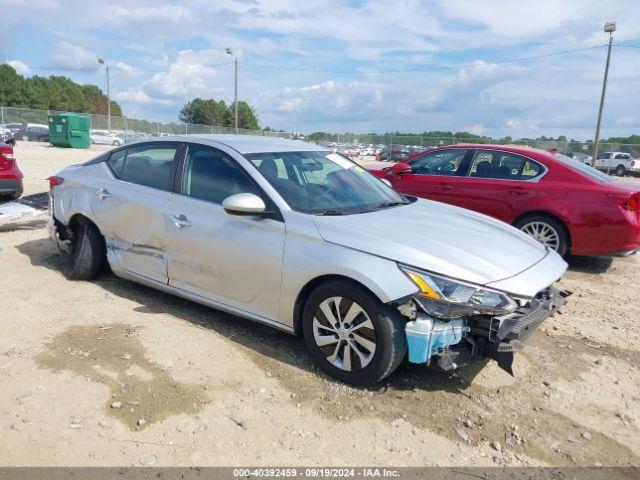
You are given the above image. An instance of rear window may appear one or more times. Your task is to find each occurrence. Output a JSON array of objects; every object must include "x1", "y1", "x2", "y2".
[{"x1": 554, "y1": 154, "x2": 613, "y2": 183}]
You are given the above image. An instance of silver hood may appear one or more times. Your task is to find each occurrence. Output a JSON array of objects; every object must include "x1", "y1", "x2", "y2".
[{"x1": 313, "y1": 198, "x2": 552, "y2": 287}]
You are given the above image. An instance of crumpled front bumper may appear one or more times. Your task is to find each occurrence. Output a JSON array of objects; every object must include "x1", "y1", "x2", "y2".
[
  {"x1": 481, "y1": 286, "x2": 571, "y2": 373},
  {"x1": 407, "y1": 285, "x2": 572, "y2": 374}
]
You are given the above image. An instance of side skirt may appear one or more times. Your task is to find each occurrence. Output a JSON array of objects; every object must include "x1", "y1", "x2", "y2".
[{"x1": 110, "y1": 263, "x2": 296, "y2": 335}]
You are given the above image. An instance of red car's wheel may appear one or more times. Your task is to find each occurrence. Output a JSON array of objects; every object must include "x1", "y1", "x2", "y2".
[{"x1": 515, "y1": 215, "x2": 569, "y2": 257}]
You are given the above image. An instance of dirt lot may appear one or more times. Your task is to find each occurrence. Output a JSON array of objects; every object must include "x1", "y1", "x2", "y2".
[{"x1": 0, "y1": 142, "x2": 638, "y2": 467}]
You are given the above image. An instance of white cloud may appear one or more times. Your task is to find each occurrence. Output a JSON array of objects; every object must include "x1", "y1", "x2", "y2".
[
  {"x1": 49, "y1": 41, "x2": 99, "y2": 69},
  {"x1": 7, "y1": 60, "x2": 29, "y2": 74},
  {"x1": 114, "y1": 88, "x2": 152, "y2": 104},
  {"x1": 441, "y1": 0, "x2": 589, "y2": 37},
  {"x1": 144, "y1": 50, "x2": 223, "y2": 98},
  {"x1": 108, "y1": 5, "x2": 193, "y2": 24}
]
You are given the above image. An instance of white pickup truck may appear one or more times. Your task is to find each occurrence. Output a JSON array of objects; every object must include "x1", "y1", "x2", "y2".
[{"x1": 594, "y1": 152, "x2": 634, "y2": 176}]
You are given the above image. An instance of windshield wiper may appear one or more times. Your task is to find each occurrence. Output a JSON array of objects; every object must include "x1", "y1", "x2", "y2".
[
  {"x1": 317, "y1": 209, "x2": 344, "y2": 216},
  {"x1": 376, "y1": 201, "x2": 410, "y2": 209}
]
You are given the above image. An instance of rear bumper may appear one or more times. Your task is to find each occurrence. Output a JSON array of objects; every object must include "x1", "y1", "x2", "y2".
[{"x1": 0, "y1": 178, "x2": 23, "y2": 196}]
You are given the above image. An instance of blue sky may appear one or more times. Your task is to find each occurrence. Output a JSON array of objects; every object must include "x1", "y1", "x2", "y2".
[{"x1": 2, "y1": 0, "x2": 640, "y2": 138}]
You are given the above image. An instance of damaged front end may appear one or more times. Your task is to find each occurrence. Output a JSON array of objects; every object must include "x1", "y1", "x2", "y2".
[{"x1": 395, "y1": 265, "x2": 571, "y2": 374}]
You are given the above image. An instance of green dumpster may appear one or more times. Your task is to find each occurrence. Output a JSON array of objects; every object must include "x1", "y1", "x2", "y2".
[{"x1": 48, "y1": 113, "x2": 91, "y2": 148}]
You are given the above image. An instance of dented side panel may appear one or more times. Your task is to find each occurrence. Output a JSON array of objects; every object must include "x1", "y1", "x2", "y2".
[{"x1": 55, "y1": 163, "x2": 172, "y2": 284}]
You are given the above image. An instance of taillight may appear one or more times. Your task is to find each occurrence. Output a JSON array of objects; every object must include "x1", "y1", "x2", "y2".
[
  {"x1": 49, "y1": 176, "x2": 64, "y2": 191},
  {"x1": 0, "y1": 151, "x2": 14, "y2": 171},
  {"x1": 608, "y1": 193, "x2": 640, "y2": 215}
]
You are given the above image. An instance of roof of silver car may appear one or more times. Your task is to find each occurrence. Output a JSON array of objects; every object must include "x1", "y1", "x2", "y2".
[{"x1": 159, "y1": 134, "x2": 327, "y2": 154}]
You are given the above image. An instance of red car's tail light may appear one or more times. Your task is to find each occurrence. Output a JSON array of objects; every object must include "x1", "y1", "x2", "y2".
[
  {"x1": 0, "y1": 151, "x2": 14, "y2": 171},
  {"x1": 49, "y1": 176, "x2": 64, "y2": 191},
  {"x1": 608, "y1": 193, "x2": 640, "y2": 216}
]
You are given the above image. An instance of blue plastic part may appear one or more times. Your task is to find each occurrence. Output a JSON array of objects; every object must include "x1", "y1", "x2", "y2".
[{"x1": 405, "y1": 317, "x2": 465, "y2": 364}]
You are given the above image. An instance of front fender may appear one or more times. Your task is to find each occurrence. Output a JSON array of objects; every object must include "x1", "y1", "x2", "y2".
[{"x1": 277, "y1": 228, "x2": 417, "y2": 329}]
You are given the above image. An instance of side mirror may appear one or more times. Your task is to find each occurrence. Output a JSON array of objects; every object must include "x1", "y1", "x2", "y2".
[
  {"x1": 388, "y1": 162, "x2": 412, "y2": 177},
  {"x1": 223, "y1": 193, "x2": 266, "y2": 215}
]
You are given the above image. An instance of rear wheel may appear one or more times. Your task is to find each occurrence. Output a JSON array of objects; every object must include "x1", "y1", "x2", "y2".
[
  {"x1": 113, "y1": 140, "x2": 121, "y2": 146},
  {"x1": 615, "y1": 165, "x2": 626, "y2": 177},
  {"x1": 302, "y1": 280, "x2": 407, "y2": 386},
  {"x1": 515, "y1": 215, "x2": 569, "y2": 257},
  {"x1": 64, "y1": 219, "x2": 106, "y2": 280}
]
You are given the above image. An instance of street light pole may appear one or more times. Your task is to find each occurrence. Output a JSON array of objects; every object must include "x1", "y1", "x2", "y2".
[
  {"x1": 592, "y1": 22, "x2": 616, "y2": 166},
  {"x1": 226, "y1": 48, "x2": 238, "y2": 133},
  {"x1": 98, "y1": 58, "x2": 111, "y2": 132}
]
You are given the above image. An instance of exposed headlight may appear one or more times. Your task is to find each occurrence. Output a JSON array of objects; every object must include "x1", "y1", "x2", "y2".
[{"x1": 400, "y1": 265, "x2": 517, "y2": 319}]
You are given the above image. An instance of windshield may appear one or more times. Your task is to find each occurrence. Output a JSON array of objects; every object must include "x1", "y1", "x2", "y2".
[
  {"x1": 245, "y1": 151, "x2": 409, "y2": 215},
  {"x1": 553, "y1": 154, "x2": 613, "y2": 183}
]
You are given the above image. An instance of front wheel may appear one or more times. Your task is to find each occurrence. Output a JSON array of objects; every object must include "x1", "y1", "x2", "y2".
[
  {"x1": 302, "y1": 280, "x2": 407, "y2": 386},
  {"x1": 515, "y1": 215, "x2": 569, "y2": 257},
  {"x1": 113, "y1": 140, "x2": 121, "y2": 146}
]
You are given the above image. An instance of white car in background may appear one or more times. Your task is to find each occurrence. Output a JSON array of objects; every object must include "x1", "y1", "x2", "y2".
[
  {"x1": 594, "y1": 151, "x2": 632, "y2": 176},
  {"x1": 91, "y1": 131, "x2": 123, "y2": 146},
  {"x1": 630, "y1": 158, "x2": 640, "y2": 176}
]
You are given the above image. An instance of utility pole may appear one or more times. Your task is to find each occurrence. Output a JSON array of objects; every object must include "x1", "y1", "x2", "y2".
[
  {"x1": 592, "y1": 22, "x2": 616, "y2": 166},
  {"x1": 98, "y1": 58, "x2": 111, "y2": 132},
  {"x1": 226, "y1": 48, "x2": 239, "y2": 133}
]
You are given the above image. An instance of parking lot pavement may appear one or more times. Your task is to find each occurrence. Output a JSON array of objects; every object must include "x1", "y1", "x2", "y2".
[{"x1": 0, "y1": 143, "x2": 638, "y2": 467}]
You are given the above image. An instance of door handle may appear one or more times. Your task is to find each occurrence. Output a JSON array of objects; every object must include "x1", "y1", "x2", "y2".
[
  {"x1": 508, "y1": 188, "x2": 528, "y2": 196},
  {"x1": 96, "y1": 188, "x2": 111, "y2": 199},
  {"x1": 434, "y1": 183, "x2": 453, "y2": 192},
  {"x1": 170, "y1": 214, "x2": 192, "y2": 228}
]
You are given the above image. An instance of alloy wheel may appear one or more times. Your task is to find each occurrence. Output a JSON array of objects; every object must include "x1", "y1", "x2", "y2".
[
  {"x1": 520, "y1": 221, "x2": 560, "y2": 251},
  {"x1": 312, "y1": 296, "x2": 377, "y2": 372}
]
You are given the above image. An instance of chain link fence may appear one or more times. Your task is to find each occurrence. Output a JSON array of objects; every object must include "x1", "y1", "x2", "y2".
[
  {"x1": 0, "y1": 106, "x2": 299, "y2": 142},
  {"x1": 1, "y1": 106, "x2": 639, "y2": 160}
]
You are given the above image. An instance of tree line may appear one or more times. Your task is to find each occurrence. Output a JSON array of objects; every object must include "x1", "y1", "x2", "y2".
[{"x1": 0, "y1": 64, "x2": 122, "y2": 116}]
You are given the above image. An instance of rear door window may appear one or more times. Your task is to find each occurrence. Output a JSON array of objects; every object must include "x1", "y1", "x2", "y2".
[
  {"x1": 120, "y1": 143, "x2": 178, "y2": 191},
  {"x1": 469, "y1": 150, "x2": 525, "y2": 180}
]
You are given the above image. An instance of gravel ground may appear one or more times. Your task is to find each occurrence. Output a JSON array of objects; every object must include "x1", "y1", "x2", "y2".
[{"x1": 0, "y1": 141, "x2": 638, "y2": 467}]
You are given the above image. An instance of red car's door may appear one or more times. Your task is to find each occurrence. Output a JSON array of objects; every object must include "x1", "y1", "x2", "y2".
[
  {"x1": 388, "y1": 148, "x2": 471, "y2": 207},
  {"x1": 452, "y1": 149, "x2": 543, "y2": 222}
]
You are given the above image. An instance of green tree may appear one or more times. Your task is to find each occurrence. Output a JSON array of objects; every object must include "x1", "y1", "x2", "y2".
[
  {"x1": 230, "y1": 101, "x2": 259, "y2": 130},
  {"x1": 0, "y1": 64, "x2": 122, "y2": 115}
]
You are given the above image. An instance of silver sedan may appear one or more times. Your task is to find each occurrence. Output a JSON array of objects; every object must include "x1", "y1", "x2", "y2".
[{"x1": 48, "y1": 135, "x2": 569, "y2": 385}]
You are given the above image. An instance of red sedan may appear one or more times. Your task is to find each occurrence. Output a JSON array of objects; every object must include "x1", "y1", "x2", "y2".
[
  {"x1": 0, "y1": 141, "x2": 22, "y2": 200},
  {"x1": 370, "y1": 145, "x2": 640, "y2": 257}
]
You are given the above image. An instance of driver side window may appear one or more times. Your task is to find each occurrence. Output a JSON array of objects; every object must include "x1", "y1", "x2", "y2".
[
  {"x1": 181, "y1": 144, "x2": 260, "y2": 204},
  {"x1": 410, "y1": 149, "x2": 468, "y2": 176}
]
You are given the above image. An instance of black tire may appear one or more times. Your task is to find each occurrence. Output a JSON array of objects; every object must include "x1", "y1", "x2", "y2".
[
  {"x1": 514, "y1": 214, "x2": 569, "y2": 257},
  {"x1": 113, "y1": 140, "x2": 121, "y2": 146},
  {"x1": 64, "y1": 219, "x2": 106, "y2": 280},
  {"x1": 615, "y1": 165, "x2": 626, "y2": 177},
  {"x1": 302, "y1": 280, "x2": 407, "y2": 386}
]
